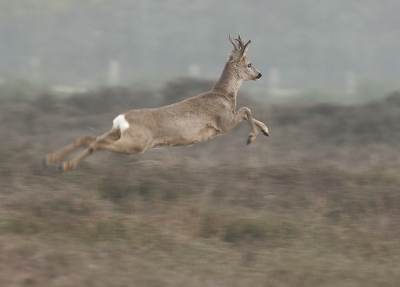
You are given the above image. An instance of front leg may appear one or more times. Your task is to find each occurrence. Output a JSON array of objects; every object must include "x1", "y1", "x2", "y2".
[
  {"x1": 220, "y1": 107, "x2": 259, "y2": 145},
  {"x1": 248, "y1": 118, "x2": 269, "y2": 136}
]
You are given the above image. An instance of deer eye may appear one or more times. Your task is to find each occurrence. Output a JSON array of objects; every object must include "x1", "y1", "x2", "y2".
[{"x1": 247, "y1": 63, "x2": 252, "y2": 68}]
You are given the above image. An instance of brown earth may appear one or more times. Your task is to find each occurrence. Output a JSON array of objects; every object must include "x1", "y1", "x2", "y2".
[{"x1": 0, "y1": 81, "x2": 400, "y2": 286}]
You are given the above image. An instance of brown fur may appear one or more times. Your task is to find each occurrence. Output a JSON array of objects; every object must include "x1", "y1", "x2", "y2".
[{"x1": 45, "y1": 34, "x2": 269, "y2": 172}]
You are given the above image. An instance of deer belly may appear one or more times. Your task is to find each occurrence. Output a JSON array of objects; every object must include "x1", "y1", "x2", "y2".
[
  {"x1": 181, "y1": 125, "x2": 220, "y2": 146},
  {"x1": 197, "y1": 126, "x2": 220, "y2": 142},
  {"x1": 157, "y1": 125, "x2": 219, "y2": 147}
]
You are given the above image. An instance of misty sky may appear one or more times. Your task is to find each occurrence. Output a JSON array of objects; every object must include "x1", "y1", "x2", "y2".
[{"x1": 1, "y1": 0, "x2": 399, "y2": 95}]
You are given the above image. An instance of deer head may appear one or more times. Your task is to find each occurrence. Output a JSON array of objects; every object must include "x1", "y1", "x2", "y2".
[{"x1": 228, "y1": 34, "x2": 262, "y2": 81}]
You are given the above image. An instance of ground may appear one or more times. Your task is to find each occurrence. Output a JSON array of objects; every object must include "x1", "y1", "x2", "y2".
[{"x1": 0, "y1": 86, "x2": 400, "y2": 286}]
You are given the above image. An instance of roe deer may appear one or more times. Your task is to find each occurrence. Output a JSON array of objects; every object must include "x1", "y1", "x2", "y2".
[{"x1": 44, "y1": 34, "x2": 269, "y2": 172}]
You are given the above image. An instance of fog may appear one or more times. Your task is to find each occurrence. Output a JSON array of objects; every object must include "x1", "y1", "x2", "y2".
[{"x1": 1, "y1": 0, "x2": 400, "y2": 100}]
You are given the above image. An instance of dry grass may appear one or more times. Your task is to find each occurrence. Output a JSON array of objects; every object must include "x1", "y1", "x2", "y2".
[{"x1": 1, "y1": 81, "x2": 400, "y2": 286}]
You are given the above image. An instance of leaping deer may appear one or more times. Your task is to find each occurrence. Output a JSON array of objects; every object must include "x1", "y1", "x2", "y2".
[{"x1": 44, "y1": 34, "x2": 269, "y2": 172}]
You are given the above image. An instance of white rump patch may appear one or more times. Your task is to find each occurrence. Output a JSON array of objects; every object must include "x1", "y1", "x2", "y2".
[{"x1": 113, "y1": 114, "x2": 130, "y2": 132}]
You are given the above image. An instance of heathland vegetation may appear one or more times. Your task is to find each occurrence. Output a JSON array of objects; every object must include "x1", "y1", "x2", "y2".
[{"x1": 1, "y1": 79, "x2": 400, "y2": 286}]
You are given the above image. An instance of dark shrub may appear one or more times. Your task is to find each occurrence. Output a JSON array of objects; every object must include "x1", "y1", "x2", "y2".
[{"x1": 385, "y1": 90, "x2": 400, "y2": 106}]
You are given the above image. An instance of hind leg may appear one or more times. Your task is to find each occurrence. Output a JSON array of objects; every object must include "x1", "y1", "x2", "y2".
[
  {"x1": 45, "y1": 129, "x2": 121, "y2": 168},
  {"x1": 60, "y1": 134, "x2": 148, "y2": 172},
  {"x1": 44, "y1": 135, "x2": 96, "y2": 167}
]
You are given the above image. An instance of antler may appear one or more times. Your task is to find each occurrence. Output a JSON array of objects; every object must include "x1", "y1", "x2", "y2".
[
  {"x1": 228, "y1": 34, "x2": 240, "y2": 51},
  {"x1": 228, "y1": 33, "x2": 252, "y2": 59},
  {"x1": 234, "y1": 33, "x2": 245, "y2": 49}
]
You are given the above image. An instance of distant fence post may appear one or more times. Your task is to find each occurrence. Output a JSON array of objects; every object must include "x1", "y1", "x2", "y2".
[
  {"x1": 345, "y1": 71, "x2": 357, "y2": 96},
  {"x1": 268, "y1": 67, "x2": 280, "y2": 93},
  {"x1": 30, "y1": 57, "x2": 41, "y2": 82},
  {"x1": 108, "y1": 60, "x2": 120, "y2": 86},
  {"x1": 189, "y1": 64, "x2": 201, "y2": 77}
]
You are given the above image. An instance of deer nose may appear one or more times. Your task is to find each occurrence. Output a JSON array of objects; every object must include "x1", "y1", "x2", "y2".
[{"x1": 256, "y1": 73, "x2": 262, "y2": 79}]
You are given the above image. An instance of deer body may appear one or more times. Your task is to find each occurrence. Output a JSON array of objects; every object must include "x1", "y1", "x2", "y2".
[{"x1": 45, "y1": 34, "x2": 269, "y2": 172}]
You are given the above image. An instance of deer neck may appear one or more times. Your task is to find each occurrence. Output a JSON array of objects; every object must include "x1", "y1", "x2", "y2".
[{"x1": 212, "y1": 62, "x2": 243, "y2": 97}]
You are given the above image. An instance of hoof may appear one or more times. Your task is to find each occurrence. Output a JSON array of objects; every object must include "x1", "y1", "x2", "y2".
[
  {"x1": 263, "y1": 131, "x2": 269, "y2": 136},
  {"x1": 58, "y1": 162, "x2": 74, "y2": 173},
  {"x1": 247, "y1": 134, "x2": 255, "y2": 145},
  {"x1": 57, "y1": 162, "x2": 69, "y2": 173},
  {"x1": 42, "y1": 157, "x2": 48, "y2": 169},
  {"x1": 57, "y1": 164, "x2": 64, "y2": 173},
  {"x1": 42, "y1": 155, "x2": 53, "y2": 169}
]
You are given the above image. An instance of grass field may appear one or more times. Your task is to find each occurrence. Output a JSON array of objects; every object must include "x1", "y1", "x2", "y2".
[{"x1": 0, "y1": 82, "x2": 400, "y2": 286}]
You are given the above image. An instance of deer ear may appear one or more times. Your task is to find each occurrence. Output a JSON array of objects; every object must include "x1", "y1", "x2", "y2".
[{"x1": 239, "y1": 40, "x2": 251, "y2": 59}]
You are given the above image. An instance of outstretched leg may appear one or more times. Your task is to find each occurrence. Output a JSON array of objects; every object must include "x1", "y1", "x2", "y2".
[
  {"x1": 59, "y1": 132, "x2": 148, "y2": 172},
  {"x1": 45, "y1": 129, "x2": 121, "y2": 168},
  {"x1": 44, "y1": 135, "x2": 96, "y2": 167},
  {"x1": 60, "y1": 137, "x2": 114, "y2": 172}
]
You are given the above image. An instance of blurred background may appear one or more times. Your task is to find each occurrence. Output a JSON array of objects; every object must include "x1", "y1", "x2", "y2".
[
  {"x1": 1, "y1": 0, "x2": 400, "y2": 102},
  {"x1": 1, "y1": 1, "x2": 400, "y2": 286}
]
